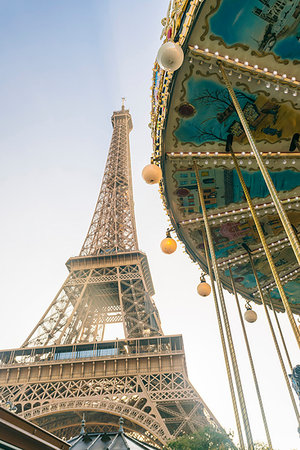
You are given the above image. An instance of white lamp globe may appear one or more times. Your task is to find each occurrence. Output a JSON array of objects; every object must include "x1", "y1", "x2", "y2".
[
  {"x1": 244, "y1": 309, "x2": 257, "y2": 323},
  {"x1": 142, "y1": 164, "x2": 162, "y2": 185},
  {"x1": 197, "y1": 281, "x2": 211, "y2": 297},
  {"x1": 157, "y1": 41, "x2": 184, "y2": 72}
]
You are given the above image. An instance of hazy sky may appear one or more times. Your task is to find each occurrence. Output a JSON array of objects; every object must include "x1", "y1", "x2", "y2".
[{"x1": 0, "y1": 1, "x2": 299, "y2": 448}]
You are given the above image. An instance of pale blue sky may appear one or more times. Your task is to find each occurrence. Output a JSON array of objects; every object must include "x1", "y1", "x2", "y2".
[{"x1": 0, "y1": 2, "x2": 299, "y2": 449}]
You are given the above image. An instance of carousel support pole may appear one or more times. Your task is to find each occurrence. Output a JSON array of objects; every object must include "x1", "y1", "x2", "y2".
[
  {"x1": 193, "y1": 161, "x2": 254, "y2": 449},
  {"x1": 229, "y1": 266, "x2": 273, "y2": 449},
  {"x1": 244, "y1": 247, "x2": 300, "y2": 428},
  {"x1": 219, "y1": 62, "x2": 300, "y2": 267},
  {"x1": 228, "y1": 145, "x2": 300, "y2": 348},
  {"x1": 202, "y1": 232, "x2": 245, "y2": 449},
  {"x1": 269, "y1": 297, "x2": 293, "y2": 372}
]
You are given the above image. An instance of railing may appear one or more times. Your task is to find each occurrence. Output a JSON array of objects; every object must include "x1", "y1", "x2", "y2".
[{"x1": 0, "y1": 335, "x2": 183, "y2": 367}]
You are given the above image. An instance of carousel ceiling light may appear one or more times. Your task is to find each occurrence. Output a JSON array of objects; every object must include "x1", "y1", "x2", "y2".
[
  {"x1": 160, "y1": 230, "x2": 177, "y2": 254},
  {"x1": 235, "y1": 58, "x2": 239, "y2": 62},
  {"x1": 197, "y1": 275, "x2": 211, "y2": 297},
  {"x1": 284, "y1": 87, "x2": 289, "y2": 94},
  {"x1": 142, "y1": 164, "x2": 162, "y2": 184},
  {"x1": 156, "y1": 41, "x2": 184, "y2": 72},
  {"x1": 244, "y1": 305, "x2": 257, "y2": 323}
]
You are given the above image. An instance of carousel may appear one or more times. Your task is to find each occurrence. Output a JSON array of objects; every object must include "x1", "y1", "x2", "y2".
[{"x1": 143, "y1": 1, "x2": 300, "y2": 448}]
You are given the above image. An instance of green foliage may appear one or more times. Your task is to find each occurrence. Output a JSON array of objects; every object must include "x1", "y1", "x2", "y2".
[
  {"x1": 165, "y1": 427, "x2": 237, "y2": 450},
  {"x1": 252, "y1": 443, "x2": 269, "y2": 450}
]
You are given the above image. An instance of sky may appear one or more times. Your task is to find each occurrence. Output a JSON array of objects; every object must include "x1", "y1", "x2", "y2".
[{"x1": 0, "y1": 1, "x2": 299, "y2": 449}]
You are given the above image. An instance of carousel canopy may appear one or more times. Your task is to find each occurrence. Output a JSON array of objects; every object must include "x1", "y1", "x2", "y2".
[{"x1": 151, "y1": 0, "x2": 300, "y2": 313}]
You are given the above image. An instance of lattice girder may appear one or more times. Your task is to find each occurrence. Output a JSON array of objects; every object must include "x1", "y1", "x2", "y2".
[
  {"x1": 0, "y1": 372, "x2": 218, "y2": 445},
  {"x1": 22, "y1": 253, "x2": 162, "y2": 347},
  {"x1": 80, "y1": 108, "x2": 138, "y2": 256},
  {"x1": 0, "y1": 107, "x2": 221, "y2": 445},
  {"x1": 0, "y1": 335, "x2": 221, "y2": 445}
]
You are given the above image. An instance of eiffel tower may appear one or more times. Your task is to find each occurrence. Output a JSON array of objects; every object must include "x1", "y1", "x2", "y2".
[{"x1": 0, "y1": 104, "x2": 221, "y2": 447}]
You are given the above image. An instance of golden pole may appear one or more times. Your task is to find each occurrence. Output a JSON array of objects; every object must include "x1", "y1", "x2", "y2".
[
  {"x1": 202, "y1": 232, "x2": 245, "y2": 449},
  {"x1": 269, "y1": 296, "x2": 293, "y2": 372},
  {"x1": 228, "y1": 148, "x2": 300, "y2": 348},
  {"x1": 194, "y1": 161, "x2": 254, "y2": 449},
  {"x1": 245, "y1": 248, "x2": 300, "y2": 427},
  {"x1": 229, "y1": 266, "x2": 273, "y2": 449},
  {"x1": 219, "y1": 62, "x2": 300, "y2": 267}
]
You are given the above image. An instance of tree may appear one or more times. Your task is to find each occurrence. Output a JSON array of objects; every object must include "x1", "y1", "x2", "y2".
[
  {"x1": 166, "y1": 429, "x2": 270, "y2": 450},
  {"x1": 165, "y1": 426, "x2": 237, "y2": 449}
]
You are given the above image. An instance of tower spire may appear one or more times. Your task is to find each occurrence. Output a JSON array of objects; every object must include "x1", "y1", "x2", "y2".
[{"x1": 80, "y1": 106, "x2": 138, "y2": 256}]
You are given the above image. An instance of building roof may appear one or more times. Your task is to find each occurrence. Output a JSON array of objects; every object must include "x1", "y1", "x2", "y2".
[
  {"x1": 0, "y1": 405, "x2": 70, "y2": 450},
  {"x1": 68, "y1": 417, "x2": 159, "y2": 450}
]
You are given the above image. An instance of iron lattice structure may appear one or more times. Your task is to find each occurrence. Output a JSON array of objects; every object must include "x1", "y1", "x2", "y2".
[{"x1": 0, "y1": 106, "x2": 221, "y2": 447}]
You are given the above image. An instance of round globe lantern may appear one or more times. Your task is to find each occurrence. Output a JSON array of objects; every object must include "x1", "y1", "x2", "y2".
[
  {"x1": 244, "y1": 309, "x2": 257, "y2": 323},
  {"x1": 160, "y1": 233, "x2": 177, "y2": 254},
  {"x1": 142, "y1": 164, "x2": 162, "y2": 185},
  {"x1": 197, "y1": 277, "x2": 211, "y2": 297},
  {"x1": 156, "y1": 41, "x2": 184, "y2": 72}
]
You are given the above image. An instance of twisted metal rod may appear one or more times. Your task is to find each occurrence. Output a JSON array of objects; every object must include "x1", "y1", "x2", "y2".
[
  {"x1": 269, "y1": 296, "x2": 293, "y2": 372},
  {"x1": 229, "y1": 266, "x2": 273, "y2": 449},
  {"x1": 202, "y1": 232, "x2": 245, "y2": 449},
  {"x1": 246, "y1": 250, "x2": 300, "y2": 427},
  {"x1": 228, "y1": 148, "x2": 300, "y2": 348},
  {"x1": 219, "y1": 62, "x2": 300, "y2": 266},
  {"x1": 194, "y1": 161, "x2": 254, "y2": 449}
]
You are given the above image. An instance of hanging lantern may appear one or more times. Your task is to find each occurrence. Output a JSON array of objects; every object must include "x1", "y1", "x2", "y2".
[
  {"x1": 156, "y1": 41, "x2": 184, "y2": 72},
  {"x1": 244, "y1": 306, "x2": 257, "y2": 323},
  {"x1": 160, "y1": 231, "x2": 177, "y2": 254},
  {"x1": 197, "y1": 275, "x2": 211, "y2": 297},
  {"x1": 142, "y1": 164, "x2": 162, "y2": 184}
]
